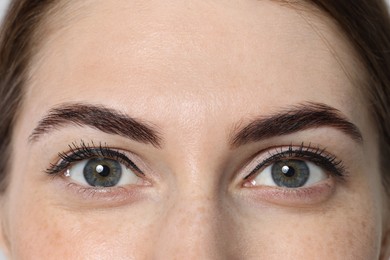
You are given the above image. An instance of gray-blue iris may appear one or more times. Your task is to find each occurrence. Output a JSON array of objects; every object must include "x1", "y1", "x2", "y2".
[
  {"x1": 271, "y1": 160, "x2": 309, "y2": 188},
  {"x1": 83, "y1": 158, "x2": 122, "y2": 187}
]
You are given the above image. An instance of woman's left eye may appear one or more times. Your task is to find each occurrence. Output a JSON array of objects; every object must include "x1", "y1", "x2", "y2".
[
  {"x1": 65, "y1": 157, "x2": 143, "y2": 187},
  {"x1": 248, "y1": 159, "x2": 327, "y2": 188}
]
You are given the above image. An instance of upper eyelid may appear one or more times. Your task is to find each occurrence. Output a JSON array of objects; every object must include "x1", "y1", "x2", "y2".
[
  {"x1": 242, "y1": 145, "x2": 346, "y2": 180},
  {"x1": 46, "y1": 143, "x2": 144, "y2": 175}
]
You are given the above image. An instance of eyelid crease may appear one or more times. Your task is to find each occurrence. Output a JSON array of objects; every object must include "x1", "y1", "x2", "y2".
[
  {"x1": 243, "y1": 143, "x2": 347, "y2": 181},
  {"x1": 46, "y1": 140, "x2": 144, "y2": 176}
]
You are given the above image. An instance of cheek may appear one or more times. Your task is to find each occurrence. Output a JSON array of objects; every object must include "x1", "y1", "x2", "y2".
[
  {"x1": 231, "y1": 173, "x2": 383, "y2": 259},
  {"x1": 7, "y1": 198, "x2": 76, "y2": 258},
  {"x1": 6, "y1": 201, "x2": 160, "y2": 259},
  {"x1": 236, "y1": 200, "x2": 382, "y2": 259},
  {"x1": 4, "y1": 167, "x2": 157, "y2": 258}
]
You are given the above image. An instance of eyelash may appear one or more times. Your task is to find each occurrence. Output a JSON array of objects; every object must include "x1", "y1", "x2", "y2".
[
  {"x1": 244, "y1": 143, "x2": 347, "y2": 181},
  {"x1": 46, "y1": 140, "x2": 143, "y2": 176},
  {"x1": 47, "y1": 141, "x2": 346, "y2": 186}
]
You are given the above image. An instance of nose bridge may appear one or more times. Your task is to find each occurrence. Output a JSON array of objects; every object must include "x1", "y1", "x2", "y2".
[
  {"x1": 154, "y1": 182, "x2": 226, "y2": 259},
  {"x1": 150, "y1": 129, "x2": 235, "y2": 259}
]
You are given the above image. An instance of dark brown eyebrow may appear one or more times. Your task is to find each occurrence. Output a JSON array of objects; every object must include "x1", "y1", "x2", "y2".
[
  {"x1": 29, "y1": 103, "x2": 162, "y2": 147},
  {"x1": 230, "y1": 102, "x2": 363, "y2": 147}
]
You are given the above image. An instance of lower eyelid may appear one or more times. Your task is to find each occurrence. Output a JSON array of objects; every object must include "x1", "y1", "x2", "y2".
[
  {"x1": 61, "y1": 182, "x2": 150, "y2": 206},
  {"x1": 241, "y1": 179, "x2": 336, "y2": 207}
]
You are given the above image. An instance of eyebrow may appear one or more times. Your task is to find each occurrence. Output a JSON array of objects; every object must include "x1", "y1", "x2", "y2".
[
  {"x1": 29, "y1": 103, "x2": 162, "y2": 147},
  {"x1": 230, "y1": 102, "x2": 363, "y2": 147}
]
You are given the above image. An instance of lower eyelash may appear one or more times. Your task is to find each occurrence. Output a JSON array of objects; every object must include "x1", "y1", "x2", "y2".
[
  {"x1": 46, "y1": 140, "x2": 143, "y2": 176},
  {"x1": 244, "y1": 143, "x2": 347, "y2": 181}
]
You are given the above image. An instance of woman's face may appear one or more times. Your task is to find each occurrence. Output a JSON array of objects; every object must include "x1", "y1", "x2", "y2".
[{"x1": 1, "y1": 0, "x2": 389, "y2": 258}]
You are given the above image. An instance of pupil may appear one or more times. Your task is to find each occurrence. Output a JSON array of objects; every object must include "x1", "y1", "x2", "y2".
[
  {"x1": 96, "y1": 164, "x2": 110, "y2": 177},
  {"x1": 281, "y1": 165, "x2": 295, "y2": 177}
]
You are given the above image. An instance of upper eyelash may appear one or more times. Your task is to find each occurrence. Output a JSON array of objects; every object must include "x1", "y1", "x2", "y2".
[
  {"x1": 46, "y1": 140, "x2": 143, "y2": 175},
  {"x1": 47, "y1": 142, "x2": 346, "y2": 184},
  {"x1": 244, "y1": 143, "x2": 347, "y2": 181}
]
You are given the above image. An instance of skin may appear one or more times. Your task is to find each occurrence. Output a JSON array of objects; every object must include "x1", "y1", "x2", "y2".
[{"x1": 1, "y1": 0, "x2": 389, "y2": 258}]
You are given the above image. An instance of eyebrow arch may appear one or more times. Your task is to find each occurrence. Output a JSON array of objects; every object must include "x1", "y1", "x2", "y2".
[
  {"x1": 29, "y1": 103, "x2": 162, "y2": 147},
  {"x1": 230, "y1": 102, "x2": 363, "y2": 147}
]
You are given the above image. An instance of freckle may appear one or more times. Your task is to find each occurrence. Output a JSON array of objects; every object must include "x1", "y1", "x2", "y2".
[
  {"x1": 360, "y1": 220, "x2": 367, "y2": 229},
  {"x1": 198, "y1": 205, "x2": 207, "y2": 214}
]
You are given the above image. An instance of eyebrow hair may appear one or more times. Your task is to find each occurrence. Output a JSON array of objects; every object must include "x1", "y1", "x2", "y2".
[
  {"x1": 230, "y1": 102, "x2": 363, "y2": 147},
  {"x1": 29, "y1": 103, "x2": 162, "y2": 147}
]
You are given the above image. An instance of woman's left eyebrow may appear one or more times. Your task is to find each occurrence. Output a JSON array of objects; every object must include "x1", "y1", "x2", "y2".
[
  {"x1": 230, "y1": 102, "x2": 363, "y2": 148},
  {"x1": 29, "y1": 103, "x2": 162, "y2": 147}
]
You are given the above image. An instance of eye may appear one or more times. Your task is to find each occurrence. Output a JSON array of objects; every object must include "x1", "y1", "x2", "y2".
[
  {"x1": 249, "y1": 159, "x2": 327, "y2": 188},
  {"x1": 243, "y1": 144, "x2": 347, "y2": 189},
  {"x1": 65, "y1": 157, "x2": 142, "y2": 187},
  {"x1": 46, "y1": 141, "x2": 148, "y2": 188}
]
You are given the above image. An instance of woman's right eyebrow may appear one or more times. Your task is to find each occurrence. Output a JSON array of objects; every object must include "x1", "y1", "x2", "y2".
[{"x1": 29, "y1": 103, "x2": 163, "y2": 147}]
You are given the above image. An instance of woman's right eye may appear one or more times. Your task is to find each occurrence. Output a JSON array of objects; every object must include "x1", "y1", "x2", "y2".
[{"x1": 65, "y1": 157, "x2": 143, "y2": 187}]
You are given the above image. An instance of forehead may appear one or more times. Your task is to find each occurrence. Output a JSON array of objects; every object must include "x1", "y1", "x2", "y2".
[{"x1": 26, "y1": 0, "x2": 364, "y2": 126}]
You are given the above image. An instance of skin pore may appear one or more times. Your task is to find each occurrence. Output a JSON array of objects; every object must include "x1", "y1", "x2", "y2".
[{"x1": 1, "y1": 0, "x2": 389, "y2": 258}]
